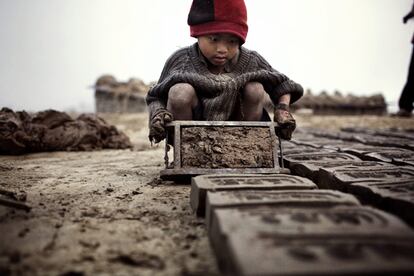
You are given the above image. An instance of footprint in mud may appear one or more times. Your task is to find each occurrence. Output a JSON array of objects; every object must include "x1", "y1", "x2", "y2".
[
  {"x1": 110, "y1": 252, "x2": 165, "y2": 270},
  {"x1": 78, "y1": 239, "x2": 100, "y2": 250}
]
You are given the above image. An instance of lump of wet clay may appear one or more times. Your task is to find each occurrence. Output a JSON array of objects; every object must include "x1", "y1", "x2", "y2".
[
  {"x1": 181, "y1": 126, "x2": 274, "y2": 168},
  {"x1": 0, "y1": 107, "x2": 132, "y2": 154}
]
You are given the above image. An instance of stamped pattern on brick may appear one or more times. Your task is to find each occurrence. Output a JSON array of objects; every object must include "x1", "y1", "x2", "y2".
[
  {"x1": 283, "y1": 152, "x2": 361, "y2": 168},
  {"x1": 225, "y1": 232, "x2": 414, "y2": 276},
  {"x1": 210, "y1": 205, "x2": 414, "y2": 275},
  {"x1": 318, "y1": 166, "x2": 414, "y2": 190},
  {"x1": 205, "y1": 190, "x2": 360, "y2": 228},
  {"x1": 289, "y1": 160, "x2": 391, "y2": 184},
  {"x1": 211, "y1": 206, "x2": 414, "y2": 239},
  {"x1": 190, "y1": 174, "x2": 317, "y2": 216},
  {"x1": 348, "y1": 180, "x2": 414, "y2": 226}
]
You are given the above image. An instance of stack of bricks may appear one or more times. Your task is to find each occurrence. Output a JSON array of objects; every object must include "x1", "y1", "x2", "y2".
[
  {"x1": 93, "y1": 75, "x2": 149, "y2": 113},
  {"x1": 290, "y1": 90, "x2": 387, "y2": 115}
]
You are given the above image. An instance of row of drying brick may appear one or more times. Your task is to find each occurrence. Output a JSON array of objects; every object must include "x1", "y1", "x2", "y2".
[
  {"x1": 190, "y1": 174, "x2": 414, "y2": 275},
  {"x1": 294, "y1": 127, "x2": 414, "y2": 151},
  {"x1": 283, "y1": 132, "x2": 414, "y2": 226}
]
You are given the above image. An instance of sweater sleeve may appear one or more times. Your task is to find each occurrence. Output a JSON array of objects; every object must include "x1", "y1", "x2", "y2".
[
  {"x1": 145, "y1": 47, "x2": 189, "y2": 120},
  {"x1": 250, "y1": 51, "x2": 303, "y2": 105}
]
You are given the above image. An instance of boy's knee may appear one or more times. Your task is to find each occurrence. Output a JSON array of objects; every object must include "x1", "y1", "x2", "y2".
[
  {"x1": 168, "y1": 83, "x2": 198, "y2": 107},
  {"x1": 243, "y1": 82, "x2": 265, "y2": 104}
]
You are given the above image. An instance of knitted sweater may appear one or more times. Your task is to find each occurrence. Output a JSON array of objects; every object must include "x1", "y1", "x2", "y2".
[{"x1": 146, "y1": 43, "x2": 303, "y2": 121}]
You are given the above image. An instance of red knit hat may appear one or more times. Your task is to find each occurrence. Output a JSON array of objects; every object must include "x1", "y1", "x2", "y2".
[{"x1": 187, "y1": 0, "x2": 248, "y2": 44}]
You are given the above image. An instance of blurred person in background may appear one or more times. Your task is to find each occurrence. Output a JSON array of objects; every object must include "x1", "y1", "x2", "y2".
[{"x1": 396, "y1": 1, "x2": 414, "y2": 117}]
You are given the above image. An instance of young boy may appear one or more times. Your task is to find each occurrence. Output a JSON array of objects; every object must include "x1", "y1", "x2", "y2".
[{"x1": 146, "y1": 0, "x2": 303, "y2": 143}]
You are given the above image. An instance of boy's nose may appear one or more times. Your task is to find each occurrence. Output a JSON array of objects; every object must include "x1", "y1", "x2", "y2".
[{"x1": 216, "y1": 42, "x2": 228, "y2": 54}]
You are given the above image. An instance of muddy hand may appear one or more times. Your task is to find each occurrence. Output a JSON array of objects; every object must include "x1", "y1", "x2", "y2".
[
  {"x1": 274, "y1": 106, "x2": 296, "y2": 140},
  {"x1": 149, "y1": 109, "x2": 173, "y2": 144}
]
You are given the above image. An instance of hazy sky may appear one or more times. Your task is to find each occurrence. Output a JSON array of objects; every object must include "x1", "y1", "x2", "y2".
[{"x1": 0, "y1": 0, "x2": 412, "y2": 112}]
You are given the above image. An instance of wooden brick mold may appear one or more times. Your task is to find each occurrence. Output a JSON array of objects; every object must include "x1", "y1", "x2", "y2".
[{"x1": 160, "y1": 121, "x2": 288, "y2": 181}]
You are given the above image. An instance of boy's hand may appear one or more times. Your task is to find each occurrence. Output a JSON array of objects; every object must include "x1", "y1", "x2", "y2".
[
  {"x1": 274, "y1": 103, "x2": 296, "y2": 140},
  {"x1": 149, "y1": 109, "x2": 173, "y2": 143}
]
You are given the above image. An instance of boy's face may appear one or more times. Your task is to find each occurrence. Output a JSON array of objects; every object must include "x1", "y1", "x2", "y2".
[{"x1": 198, "y1": 33, "x2": 240, "y2": 68}]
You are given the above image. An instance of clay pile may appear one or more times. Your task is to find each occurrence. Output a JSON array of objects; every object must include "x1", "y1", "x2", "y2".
[
  {"x1": 0, "y1": 108, "x2": 132, "y2": 155},
  {"x1": 291, "y1": 90, "x2": 387, "y2": 115},
  {"x1": 94, "y1": 75, "x2": 150, "y2": 113}
]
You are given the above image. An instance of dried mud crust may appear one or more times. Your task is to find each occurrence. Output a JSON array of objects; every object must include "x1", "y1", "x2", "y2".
[{"x1": 181, "y1": 126, "x2": 274, "y2": 168}]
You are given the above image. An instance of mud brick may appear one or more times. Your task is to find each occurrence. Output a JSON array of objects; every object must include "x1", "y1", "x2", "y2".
[
  {"x1": 210, "y1": 205, "x2": 414, "y2": 269},
  {"x1": 282, "y1": 147, "x2": 333, "y2": 156},
  {"x1": 222, "y1": 232, "x2": 414, "y2": 275},
  {"x1": 283, "y1": 152, "x2": 360, "y2": 168},
  {"x1": 348, "y1": 180, "x2": 414, "y2": 226},
  {"x1": 360, "y1": 149, "x2": 414, "y2": 162},
  {"x1": 305, "y1": 128, "x2": 366, "y2": 143},
  {"x1": 364, "y1": 150, "x2": 414, "y2": 166},
  {"x1": 342, "y1": 127, "x2": 414, "y2": 140},
  {"x1": 394, "y1": 158, "x2": 414, "y2": 167},
  {"x1": 190, "y1": 174, "x2": 317, "y2": 217},
  {"x1": 289, "y1": 160, "x2": 391, "y2": 185},
  {"x1": 205, "y1": 190, "x2": 360, "y2": 228},
  {"x1": 289, "y1": 137, "x2": 348, "y2": 150},
  {"x1": 289, "y1": 140, "x2": 322, "y2": 149},
  {"x1": 320, "y1": 142, "x2": 361, "y2": 151},
  {"x1": 280, "y1": 141, "x2": 315, "y2": 152},
  {"x1": 318, "y1": 166, "x2": 414, "y2": 191},
  {"x1": 303, "y1": 140, "x2": 360, "y2": 151},
  {"x1": 210, "y1": 205, "x2": 414, "y2": 274},
  {"x1": 290, "y1": 135, "x2": 325, "y2": 148},
  {"x1": 339, "y1": 145, "x2": 395, "y2": 160},
  {"x1": 210, "y1": 205, "x2": 414, "y2": 245},
  {"x1": 309, "y1": 129, "x2": 414, "y2": 150},
  {"x1": 281, "y1": 141, "x2": 300, "y2": 149},
  {"x1": 361, "y1": 136, "x2": 414, "y2": 151},
  {"x1": 278, "y1": 144, "x2": 333, "y2": 169}
]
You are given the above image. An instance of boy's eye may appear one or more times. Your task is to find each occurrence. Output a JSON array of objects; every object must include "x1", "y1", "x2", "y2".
[{"x1": 209, "y1": 36, "x2": 218, "y2": 42}]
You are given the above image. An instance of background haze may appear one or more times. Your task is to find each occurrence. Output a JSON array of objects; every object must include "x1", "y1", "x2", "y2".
[{"x1": 0, "y1": 0, "x2": 412, "y2": 112}]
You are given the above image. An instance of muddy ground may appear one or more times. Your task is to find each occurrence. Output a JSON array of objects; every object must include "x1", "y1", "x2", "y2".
[{"x1": 0, "y1": 112, "x2": 413, "y2": 276}]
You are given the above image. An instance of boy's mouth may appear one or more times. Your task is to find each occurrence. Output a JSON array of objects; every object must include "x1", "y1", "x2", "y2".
[{"x1": 212, "y1": 56, "x2": 227, "y2": 65}]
